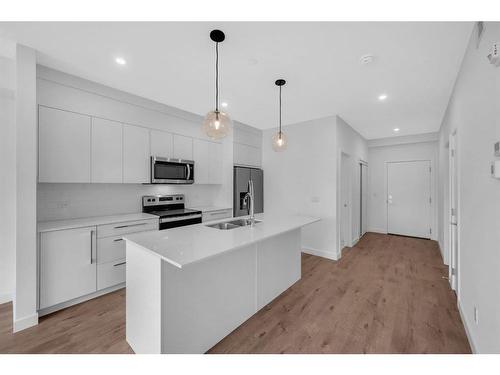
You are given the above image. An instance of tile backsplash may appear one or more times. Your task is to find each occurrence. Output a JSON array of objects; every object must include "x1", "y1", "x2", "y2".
[{"x1": 37, "y1": 183, "x2": 220, "y2": 221}]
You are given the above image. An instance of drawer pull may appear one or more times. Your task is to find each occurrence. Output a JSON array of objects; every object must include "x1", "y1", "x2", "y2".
[
  {"x1": 114, "y1": 223, "x2": 148, "y2": 229},
  {"x1": 113, "y1": 238, "x2": 124, "y2": 242},
  {"x1": 113, "y1": 261, "x2": 126, "y2": 267}
]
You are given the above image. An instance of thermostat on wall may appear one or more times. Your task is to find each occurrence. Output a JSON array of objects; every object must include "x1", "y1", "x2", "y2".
[
  {"x1": 491, "y1": 160, "x2": 500, "y2": 178},
  {"x1": 495, "y1": 141, "x2": 500, "y2": 156}
]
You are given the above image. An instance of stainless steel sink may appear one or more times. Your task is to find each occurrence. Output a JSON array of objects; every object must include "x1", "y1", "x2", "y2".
[{"x1": 206, "y1": 218, "x2": 262, "y2": 230}]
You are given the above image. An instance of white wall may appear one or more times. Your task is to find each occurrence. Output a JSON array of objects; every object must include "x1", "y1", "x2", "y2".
[
  {"x1": 0, "y1": 38, "x2": 16, "y2": 304},
  {"x1": 438, "y1": 22, "x2": 500, "y2": 353},
  {"x1": 36, "y1": 66, "x2": 235, "y2": 221},
  {"x1": 262, "y1": 116, "x2": 338, "y2": 259},
  {"x1": 14, "y1": 45, "x2": 38, "y2": 331},
  {"x1": 368, "y1": 140, "x2": 438, "y2": 240},
  {"x1": 336, "y1": 116, "x2": 368, "y2": 247}
]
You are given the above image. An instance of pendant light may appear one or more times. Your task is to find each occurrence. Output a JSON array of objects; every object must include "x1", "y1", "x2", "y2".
[
  {"x1": 272, "y1": 79, "x2": 287, "y2": 152},
  {"x1": 202, "y1": 29, "x2": 232, "y2": 139}
]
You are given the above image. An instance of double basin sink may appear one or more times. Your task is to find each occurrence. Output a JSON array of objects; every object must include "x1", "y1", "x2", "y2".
[{"x1": 206, "y1": 218, "x2": 262, "y2": 230}]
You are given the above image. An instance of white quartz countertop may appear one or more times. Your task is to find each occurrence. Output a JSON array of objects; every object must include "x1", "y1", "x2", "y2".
[
  {"x1": 124, "y1": 213, "x2": 320, "y2": 269},
  {"x1": 38, "y1": 213, "x2": 158, "y2": 233},
  {"x1": 188, "y1": 205, "x2": 232, "y2": 213}
]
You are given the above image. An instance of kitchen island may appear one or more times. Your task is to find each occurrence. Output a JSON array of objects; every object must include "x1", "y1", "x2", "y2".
[{"x1": 123, "y1": 213, "x2": 319, "y2": 354}]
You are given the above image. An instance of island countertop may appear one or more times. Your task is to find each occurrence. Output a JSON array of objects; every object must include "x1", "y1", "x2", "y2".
[{"x1": 123, "y1": 213, "x2": 319, "y2": 269}]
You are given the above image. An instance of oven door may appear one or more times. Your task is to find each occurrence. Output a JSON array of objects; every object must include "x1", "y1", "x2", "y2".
[
  {"x1": 159, "y1": 214, "x2": 202, "y2": 230},
  {"x1": 151, "y1": 157, "x2": 194, "y2": 184}
]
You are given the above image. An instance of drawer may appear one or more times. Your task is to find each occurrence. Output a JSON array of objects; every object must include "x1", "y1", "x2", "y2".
[
  {"x1": 202, "y1": 209, "x2": 233, "y2": 222},
  {"x1": 97, "y1": 259, "x2": 126, "y2": 290},
  {"x1": 97, "y1": 235, "x2": 126, "y2": 264},
  {"x1": 97, "y1": 219, "x2": 158, "y2": 238}
]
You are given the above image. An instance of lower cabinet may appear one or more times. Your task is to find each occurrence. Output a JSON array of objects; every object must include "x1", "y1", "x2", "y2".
[
  {"x1": 39, "y1": 226, "x2": 97, "y2": 310},
  {"x1": 38, "y1": 218, "x2": 158, "y2": 312}
]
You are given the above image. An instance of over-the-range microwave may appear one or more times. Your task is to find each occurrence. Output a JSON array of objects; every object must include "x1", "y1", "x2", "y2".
[{"x1": 150, "y1": 156, "x2": 194, "y2": 184}]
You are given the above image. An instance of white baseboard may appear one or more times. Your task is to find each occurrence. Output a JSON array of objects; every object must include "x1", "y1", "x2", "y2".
[
  {"x1": 351, "y1": 237, "x2": 360, "y2": 246},
  {"x1": 0, "y1": 292, "x2": 13, "y2": 304},
  {"x1": 457, "y1": 299, "x2": 477, "y2": 353},
  {"x1": 13, "y1": 312, "x2": 39, "y2": 332},
  {"x1": 302, "y1": 247, "x2": 339, "y2": 261},
  {"x1": 367, "y1": 228, "x2": 387, "y2": 234}
]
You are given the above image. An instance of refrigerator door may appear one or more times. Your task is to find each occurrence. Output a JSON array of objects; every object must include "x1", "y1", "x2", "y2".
[
  {"x1": 250, "y1": 168, "x2": 264, "y2": 214},
  {"x1": 234, "y1": 167, "x2": 251, "y2": 217}
]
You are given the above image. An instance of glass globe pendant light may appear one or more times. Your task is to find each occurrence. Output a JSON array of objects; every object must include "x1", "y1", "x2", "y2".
[
  {"x1": 202, "y1": 30, "x2": 232, "y2": 139},
  {"x1": 272, "y1": 79, "x2": 288, "y2": 152}
]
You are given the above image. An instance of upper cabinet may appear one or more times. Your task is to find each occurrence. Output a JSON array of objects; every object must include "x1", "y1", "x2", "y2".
[
  {"x1": 193, "y1": 139, "x2": 223, "y2": 185},
  {"x1": 150, "y1": 129, "x2": 173, "y2": 159},
  {"x1": 91, "y1": 118, "x2": 123, "y2": 183},
  {"x1": 233, "y1": 123, "x2": 262, "y2": 168},
  {"x1": 39, "y1": 106, "x2": 91, "y2": 183},
  {"x1": 172, "y1": 134, "x2": 193, "y2": 160},
  {"x1": 123, "y1": 125, "x2": 150, "y2": 183}
]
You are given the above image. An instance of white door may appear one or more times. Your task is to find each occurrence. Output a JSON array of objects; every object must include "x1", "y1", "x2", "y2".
[
  {"x1": 91, "y1": 118, "x2": 123, "y2": 183},
  {"x1": 38, "y1": 106, "x2": 91, "y2": 183},
  {"x1": 340, "y1": 153, "x2": 351, "y2": 248},
  {"x1": 39, "y1": 226, "x2": 97, "y2": 309},
  {"x1": 449, "y1": 132, "x2": 458, "y2": 291},
  {"x1": 123, "y1": 125, "x2": 150, "y2": 183},
  {"x1": 387, "y1": 160, "x2": 431, "y2": 238}
]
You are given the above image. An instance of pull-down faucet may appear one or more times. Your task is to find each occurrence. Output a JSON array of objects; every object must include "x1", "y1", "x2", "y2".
[{"x1": 244, "y1": 179, "x2": 255, "y2": 226}]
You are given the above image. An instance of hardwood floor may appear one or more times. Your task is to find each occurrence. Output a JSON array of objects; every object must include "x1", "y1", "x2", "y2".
[{"x1": 0, "y1": 233, "x2": 471, "y2": 354}]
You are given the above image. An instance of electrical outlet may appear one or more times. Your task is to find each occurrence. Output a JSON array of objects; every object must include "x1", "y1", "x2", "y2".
[{"x1": 474, "y1": 306, "x2": 479, "y2": 325}]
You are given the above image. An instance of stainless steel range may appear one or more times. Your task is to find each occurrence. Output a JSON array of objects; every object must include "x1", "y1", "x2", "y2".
[{"x1": 142, "y1": 194, "x2": 202, "y2": 230}]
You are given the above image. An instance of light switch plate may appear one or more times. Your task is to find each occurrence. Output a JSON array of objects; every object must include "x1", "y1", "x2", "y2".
[{"x1": 494, "y1": 141, "x2": 500, "y2": 156}]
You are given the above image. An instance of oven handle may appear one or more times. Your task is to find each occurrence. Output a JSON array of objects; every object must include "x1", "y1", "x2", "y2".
[{"x1": 160, "y1": 214, "x2": 202, "y2": 224}]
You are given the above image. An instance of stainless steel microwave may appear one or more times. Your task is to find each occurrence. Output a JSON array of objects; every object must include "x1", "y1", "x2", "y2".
[{"x1": 150, "y1": 156, "x2": 194, "y2": 184}]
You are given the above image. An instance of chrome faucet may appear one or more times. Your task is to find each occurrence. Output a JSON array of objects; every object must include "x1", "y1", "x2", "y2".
[{"x1": 244, "y1": 179, "x2": 256, "y2": 226}]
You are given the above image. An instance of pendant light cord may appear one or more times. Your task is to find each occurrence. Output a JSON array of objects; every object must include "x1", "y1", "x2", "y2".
[
  {"x1": 215, "y1": 42, "x2": 219, "y2": 113},
  {"x1": 279, "y1": 85, "x2": 282, "y2": 136}
]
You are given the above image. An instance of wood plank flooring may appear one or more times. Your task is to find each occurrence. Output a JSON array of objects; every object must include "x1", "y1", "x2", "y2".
[{"x1": 0, "y1": 233, "x2": 471, "y2": 354}]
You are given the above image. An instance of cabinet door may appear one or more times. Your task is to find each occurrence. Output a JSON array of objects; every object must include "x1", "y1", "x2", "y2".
[
  {"x1": 172, "y1": 134, "x2": 193, "y2": 160},
  {"x1": 193, "y1": 139, "x2": 210, "y2": 184},
  {"x1": 38, "y1": 106, "x2": 91, "y2": 183},
  {"x1": 150, "y1": 130, "x2": 173, "y2": 159},
  {"x1": 123, "y1": 125, "x2": 150, "y2": 183},
  {"x1": 39, "y1": 226, "x2": 97, "y2": 309},
  {"x1": 91, "y1": 118, "x2": 123, "y2": 183},
  {"x1": 208, "y1": 141, "x2": 223, "y2": 184}
]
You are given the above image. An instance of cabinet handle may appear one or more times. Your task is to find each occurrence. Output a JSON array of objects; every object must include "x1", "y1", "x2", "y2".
[
  {"x1": 114, "y1": 223, "x2": 147, "y2": 229},
  {"x1": 113, "y1": 261, "x2": 126, "y2": 267},
  {"x1": 114, "y1": 238, "x2": 124, "y2": 242},
  {"x1": 90, "y1": 229, "x2": 95, "y2": 264}
]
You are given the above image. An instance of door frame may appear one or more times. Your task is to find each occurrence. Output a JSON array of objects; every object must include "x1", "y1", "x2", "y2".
[
  {"x1": 448, "y1": 130, "x2": 459, "y2": 293},
  {"x1": 337, "y1": 151, "x2": 352, "y2": 257},
  {"x1": 385, "y1": 159, "x2": 433, "y2": 238},
  {"x1": 359, "y1": 160, "x2": 368, "y2": 239}
]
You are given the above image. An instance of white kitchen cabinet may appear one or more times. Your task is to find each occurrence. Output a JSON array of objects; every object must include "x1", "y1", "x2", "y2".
[
  {"x1": 234, "y1": 143, "x2": 261, "y2": 168},
  {"x1": 172, "y1": 134, "x2": 193, "y2": 160},
  {"x1": 91, "y1": 118, "x2": 123, "y2": 183},
  {"x1": 39, "y1": 226, "x2": 97, "y2": 310},
  {"x1": 209, "y1": 141, "x2": 224, "y2": 184},
  {"x1": 202, "y1": 208, "x2": 232, "y2": 222},
  {"x1": 38, "y1": 106, "x2": 92, "y2": 183},
  {"x1": 193, "y1": 139, "x2": 223, "y2": 185},
  {"x1": 150, "y1": 129, "x2": 173, "y2": 159},
  {"x1": 123, "y1": 125, "x2": 150, "y2": 183},
  {"x1": 193, "y1": 139, "x2": 210, "y2": 184}
]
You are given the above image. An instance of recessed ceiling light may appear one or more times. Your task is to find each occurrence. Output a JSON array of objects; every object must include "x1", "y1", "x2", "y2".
[
  {"x1": 360, "y1": 54, "x2": 375, "y2": 65},
  {"x1": 393, "y1": 128, "x2": 400, "y2": 132},
  {"x1": 115, "y1": 57, "x2": 127, "y2": 65},
  {"x1": 221, "y1": 102, "x2": 228, "y2": 108},
  {"x1": 378, "y1": 94, "x2": 388, "y2": 101}
]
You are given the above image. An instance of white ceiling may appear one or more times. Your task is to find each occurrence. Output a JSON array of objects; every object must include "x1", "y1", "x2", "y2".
[{"x1": 0, "y1": 22, "x2": 472, "y2": 139}]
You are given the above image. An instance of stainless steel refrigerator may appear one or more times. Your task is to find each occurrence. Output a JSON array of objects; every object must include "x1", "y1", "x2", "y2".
[{"x1": 233, "y1": 166, "x2": 264, "y2": 217}]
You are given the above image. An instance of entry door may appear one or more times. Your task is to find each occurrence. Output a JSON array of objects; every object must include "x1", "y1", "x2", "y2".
[
  {"x1": 340, "y1": 153, "x2": 351, "y2": 248},
  {"x1": 387, "y1": 160, "x2": 431, "y2": 238},
  {"x1": 360, "y1": 163, "x2": 368, "y2": 237}
]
